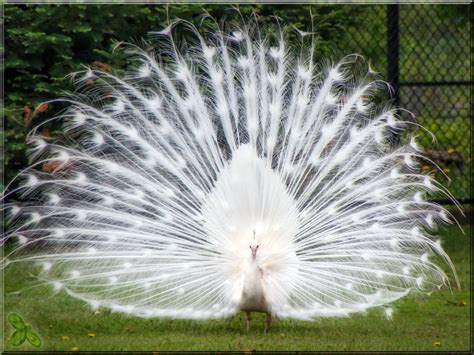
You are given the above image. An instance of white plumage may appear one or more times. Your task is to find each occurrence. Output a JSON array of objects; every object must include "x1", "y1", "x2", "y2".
[{"x1": 3, "y1": 18, "x2": 459, "y2": 333}]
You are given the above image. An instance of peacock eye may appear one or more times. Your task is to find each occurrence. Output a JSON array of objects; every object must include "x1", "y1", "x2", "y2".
[{"x1": 256, "y1": 245, "x2": 259, "y2": 248}]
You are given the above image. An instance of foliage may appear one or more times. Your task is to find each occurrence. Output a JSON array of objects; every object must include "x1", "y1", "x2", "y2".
[{"x1": 4, "y1": 5, "x2": 164, "y2": 186}]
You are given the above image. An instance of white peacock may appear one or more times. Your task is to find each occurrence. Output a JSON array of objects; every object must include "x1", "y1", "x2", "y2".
[{"x1": 3, "y1": 18, "x2": 459, "y2": 334}]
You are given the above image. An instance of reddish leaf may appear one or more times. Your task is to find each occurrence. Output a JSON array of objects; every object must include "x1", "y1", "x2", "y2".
[
  {"x1": 40, "y1": 128, "x2": 51, "y2": 137},
  {"x1": 36, "y1": 103, "x2": 49, "y2": 113},
  {"x1": 42, "y1": 161, "x2": 64, "y2": 172},
  {"x1": 22, "y1": 106, "x2": 32, "y2": 127},
  {"x1": 93, "y1": 61, "x2": 110, "y2": 72}
]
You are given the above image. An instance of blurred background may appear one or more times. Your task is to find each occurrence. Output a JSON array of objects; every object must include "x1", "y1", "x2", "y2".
[{"x1": 3, "y1": 4, "x2": 472, "y2": 207}]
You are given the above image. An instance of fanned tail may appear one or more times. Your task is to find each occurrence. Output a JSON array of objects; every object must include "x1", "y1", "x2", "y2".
[{"x1": 3, "y1": 17, "x2": 459, "y2": 320}]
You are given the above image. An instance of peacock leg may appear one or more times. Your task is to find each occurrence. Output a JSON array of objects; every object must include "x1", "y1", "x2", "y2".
[
  {"x1": 245, "y1": 311, "x2": 251, "y2": 331},
  {"x1": 264, "y1": 313, "x2": 272, "y2": 334}
]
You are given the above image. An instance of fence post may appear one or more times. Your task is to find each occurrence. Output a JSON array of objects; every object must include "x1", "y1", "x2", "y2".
[{"x1": 387, "y1": 4, "x2": 400, "y2": 107}]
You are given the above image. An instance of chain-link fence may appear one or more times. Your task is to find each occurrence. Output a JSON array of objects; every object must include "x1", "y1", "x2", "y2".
[{"x1": 330, "y1": 4, "x2": 471, "y2": 205}]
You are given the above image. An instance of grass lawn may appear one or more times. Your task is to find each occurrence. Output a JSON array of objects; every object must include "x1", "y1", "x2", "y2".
[{"x1": 1, "y1": 224, "x2": 471, "y2": 352}]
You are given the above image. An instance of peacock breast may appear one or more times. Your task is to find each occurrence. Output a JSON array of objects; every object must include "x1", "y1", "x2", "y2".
[{"x1": 239, "y1": 265, "x2": 269, "y2": 312}]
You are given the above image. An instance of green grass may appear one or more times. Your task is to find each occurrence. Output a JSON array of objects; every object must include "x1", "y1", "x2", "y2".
[{"x1": 2, "y1": 224, "x2": 470, "y2": 351}]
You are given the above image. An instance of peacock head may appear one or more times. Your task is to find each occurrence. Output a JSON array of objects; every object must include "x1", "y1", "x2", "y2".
[
  {"x1": 249, "y1": 230, "x2": 259, "y2": 260},
  {"x1": 249, "y1": 244, "x2": 259, "y2": 260}
]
